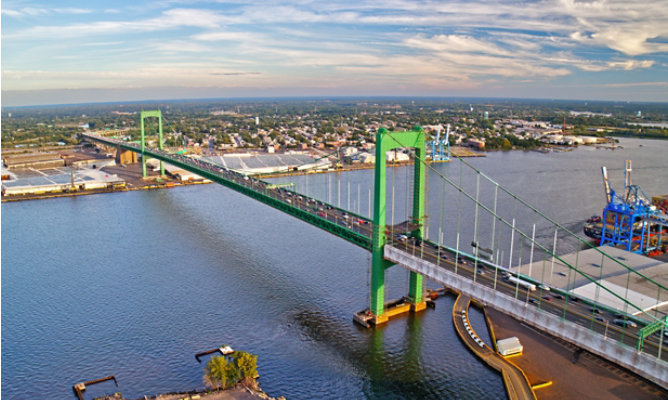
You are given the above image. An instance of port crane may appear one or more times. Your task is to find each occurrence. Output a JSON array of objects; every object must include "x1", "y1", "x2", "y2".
[
  {"x1": 599, "y1": 160, "x2": 667, "y2": 254},
  {"x1": 428, "y1": 124, "x2": 450, "y2": 161}
]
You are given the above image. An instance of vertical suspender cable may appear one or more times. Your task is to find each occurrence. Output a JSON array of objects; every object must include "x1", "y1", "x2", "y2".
[
  {"x1": 473, "y1": 173, "x2": 480, "y2": 280},
  {"x1": 528, "y1": 224, "x2": 536, "y2": 277},
  {"x1": 550, "y1": 229, "x2": 558, "y2": 285},
  {"x1": 491, "y1": 184, "x2": 498, "y2": 255}
]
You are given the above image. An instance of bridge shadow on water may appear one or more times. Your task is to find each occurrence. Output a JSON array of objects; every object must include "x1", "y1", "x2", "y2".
[
  {"x1": 290, "y1": 294, "x2": 505, "y2": 399},
  {"x1": 147, "y1": 185, "x2": 507, "y2": 399}
]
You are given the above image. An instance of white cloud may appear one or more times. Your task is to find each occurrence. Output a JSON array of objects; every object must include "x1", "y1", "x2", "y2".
[
  {"x1": 601, "y1": 81, "x2": 668, "y2": 88},
  {"x1": 404, "y1": 34, "x2": 512, "y2": 57},
  {"x1": 401, "y1": 34, "x2": 571, "y2": 79},
  {"x1": 2, "y1": 6, "x2": 92, "y2": 17},
  {"x1": 2, "y1": 7, "x2": 46, "y2": 17},
  {"x1": 1, "y1": 63, "x2": 270, "y2": 91},
  {"x1": 152, "y1": 40, "x2": 213, "y2": 53},
  {"x1": 606, "y1": 60, "x2": 655, "y2": 70},
  {"x1": 54, "y1": 8, "x2": 92, "y2": 14},
  {"x1": 2, "y1": 0, "x2": 666, "y2": 100},
  {"x1": 6, "y1": 8, "x2": 224, "y2": 39},
  {"x1": 192, "y1": 32, "x2": 259, "y2": 42}
]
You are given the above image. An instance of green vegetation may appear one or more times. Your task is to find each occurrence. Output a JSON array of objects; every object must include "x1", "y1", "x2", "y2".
[
  {"x1": 2, "y1": 98, "x2": 667, "y2": 151},
  {"x1": 203, "y1": 352, "x2": 258, "y2": 390},
  {"x1": 485, "y1": 134, "x2": 541, "y2": 150}
]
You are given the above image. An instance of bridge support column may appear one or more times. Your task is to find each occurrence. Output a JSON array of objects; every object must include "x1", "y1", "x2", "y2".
[
  {"x1": 368, "y1": 127, "x2": 427, "y2": 325},
  {"x1": 116, "y1": 144, "x2": 137, "y2": 165},
  {"x1": 408, "y1": 273, "x2": 426, "y2": 312},
  {"x1": 140, "y1": 110, "x2": 165, "y2": 178},
  {"x1": 370, "y1": 137, "x2": 390, "y2": 323},
  {"x1": 408, "y1": 138, "x2": 427, "y2": 311}
]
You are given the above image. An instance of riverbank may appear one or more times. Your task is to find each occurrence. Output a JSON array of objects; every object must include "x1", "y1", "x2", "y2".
[
  {"x1": 1, "y1": 145, "x2": 484, "y2": 202},
  {"x1": 0, "y1": 162, "x2": 210, "y2": 203},
  {"x1": 96, "y1": 386, "x2": 284, "y2": 400}
]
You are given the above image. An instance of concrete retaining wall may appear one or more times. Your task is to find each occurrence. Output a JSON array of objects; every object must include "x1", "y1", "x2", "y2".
[{"x1": 385, "y1": 245, "x2": 668, "y2": 389}]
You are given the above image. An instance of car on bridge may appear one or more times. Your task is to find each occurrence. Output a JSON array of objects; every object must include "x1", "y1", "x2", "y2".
[{"x1": 613, "y1": 319, "x2": 638, "y2": 328}]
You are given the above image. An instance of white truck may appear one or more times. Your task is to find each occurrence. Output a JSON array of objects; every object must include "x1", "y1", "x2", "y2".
[{"x1": 505, "y1": 275, "x2": 537, "y2": 291}]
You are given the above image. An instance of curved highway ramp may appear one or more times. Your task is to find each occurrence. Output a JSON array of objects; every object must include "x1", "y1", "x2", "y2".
[{"x1": 452, "y1": 294, "x2": 536, "y2": 400}]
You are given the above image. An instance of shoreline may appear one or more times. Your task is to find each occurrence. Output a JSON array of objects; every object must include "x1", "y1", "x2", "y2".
[
  {"x1": 1, "y1": 146, "x2": 485, "y2": 203},
  {"x1": 3, "y1": 140, "x2": 626, "y2": 203},
  {"x1": 0, "y1": 174, "x2": 211, "y2": 203},
  {"x1": 94, "y1": 385, "x2": 284, "y2": 400}
]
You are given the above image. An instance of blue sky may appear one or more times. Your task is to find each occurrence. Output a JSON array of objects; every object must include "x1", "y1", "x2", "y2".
[{"x1": 2, "y1": 0, "x2": 668, "y2": 106}]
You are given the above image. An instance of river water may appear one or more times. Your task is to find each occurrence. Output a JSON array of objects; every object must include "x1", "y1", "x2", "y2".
[{"x1": 2, "y1": 138, "x2": 667, "y2": 399}]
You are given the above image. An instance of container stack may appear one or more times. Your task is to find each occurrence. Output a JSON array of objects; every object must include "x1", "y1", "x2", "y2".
[{"x1": 652, "y1": 195, "x2": 668, "y2": 214}]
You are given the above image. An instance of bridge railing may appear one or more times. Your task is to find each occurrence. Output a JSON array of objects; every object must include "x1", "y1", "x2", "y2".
[
  {"x1": 380, "y1": 130, "x2": 666, "y2": 360},
  {"x1": 82, "y1": 131, "x2": 667, "y2": 361},
  {"x1": 81, "y1": 133, "x2": 373, "y2": 250},
  {"x1": 387, "y1": 236, "x2": 667, "y2": 362}
]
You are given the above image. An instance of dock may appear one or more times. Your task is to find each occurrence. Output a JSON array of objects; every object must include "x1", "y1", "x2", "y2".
[{"x1": 353, "y1": 296, "x2": 434, "y2": 327}]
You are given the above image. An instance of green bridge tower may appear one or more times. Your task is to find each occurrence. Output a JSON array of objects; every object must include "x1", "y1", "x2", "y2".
[
  {"x1": 140, "y1": 110, "x2": 165, "y2": 178},
  {"x1": 370, "y1": 127, "x2": 427, "y2": 325}
]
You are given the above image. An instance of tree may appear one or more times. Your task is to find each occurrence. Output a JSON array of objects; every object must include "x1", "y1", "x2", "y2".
[
  {"x1": 232, "y1": 352, "x2": 258, "y2": 380},
  {"x1": 203, "y1": 352, "x2": 258, "y2": 390},
  {"x1": 502, "y1": 138, "x2": 512, "y2": 150},
  {"x1": 204, "y1": 356, "x2": 237, "y2": 389}
]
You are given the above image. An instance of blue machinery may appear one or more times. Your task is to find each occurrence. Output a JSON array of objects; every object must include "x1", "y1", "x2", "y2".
[
  {"x1": 600, "y1": 161, "x2": 667, "y2": 254},
  {"x1": 428, "y1": 124, "x2": 450, "y2": 162}
]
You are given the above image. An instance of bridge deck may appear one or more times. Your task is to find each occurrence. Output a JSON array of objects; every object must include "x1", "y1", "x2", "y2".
[
  {"x1": 82, "y1": 133, "x2": 376, "y2": 249},
  {"x1": 82, "y1": 132, "x2": 668, "y2": 388},
  {"x1": 385, "y1": 244, "x2": 668, "y2": 389}
]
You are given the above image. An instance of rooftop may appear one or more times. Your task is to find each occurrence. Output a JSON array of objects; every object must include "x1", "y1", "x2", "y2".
[{"x1": 513, "y1": 246, "x2": 668, "y2": 318}]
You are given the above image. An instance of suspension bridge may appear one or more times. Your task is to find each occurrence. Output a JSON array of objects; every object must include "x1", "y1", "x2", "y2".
[{"x1": 81, "y1": 110, "x2": 668, "y2": 392}]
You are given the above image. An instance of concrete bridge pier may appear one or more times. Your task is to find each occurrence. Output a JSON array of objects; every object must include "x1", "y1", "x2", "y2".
[{"x1": 116, "y1": 145, "x2": 137, "y2": 165}]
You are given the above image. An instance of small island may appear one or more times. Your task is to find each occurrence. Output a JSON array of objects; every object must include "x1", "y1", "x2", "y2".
[{"x1": 76, "y1": 351, "x2": 284, "y2": 400}]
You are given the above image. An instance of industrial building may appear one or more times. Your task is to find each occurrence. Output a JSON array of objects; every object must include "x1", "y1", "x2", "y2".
[
  {"x1": 1, "y1": 165, "x2": 11, "y2": 180},
  {"x1": 203, "y1": 152, "x2": 331, "y2": 175},
  {"x1": 3, "y1": 153, "x2": 65, "y2": 170},
  {"x1": 148, "y1": 161, "x2": 209, "y2": 182},
  {"x1": 2, "y1": 167, "x2": 125, "y2": 197},
  {"x1": 513, "y1": 246, "x2": 668, "y2": 318}
]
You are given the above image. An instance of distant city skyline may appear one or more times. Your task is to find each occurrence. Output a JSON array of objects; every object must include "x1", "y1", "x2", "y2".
[{"x1": 2, "y1": 0, "x2": 668, "y2": 106}]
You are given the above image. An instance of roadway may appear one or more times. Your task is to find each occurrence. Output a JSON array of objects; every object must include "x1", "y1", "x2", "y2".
[
  {"x1": 452, "y1": 294, "x2": 536, "y2": 400},
  {"x1": 387, "y1": 238, "x2": 668, "y2": 362}
]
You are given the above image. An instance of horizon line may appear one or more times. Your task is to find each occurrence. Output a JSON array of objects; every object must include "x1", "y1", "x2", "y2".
[{"x1": 4, "y1": 93, "x2": 668, "y2": 110}]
